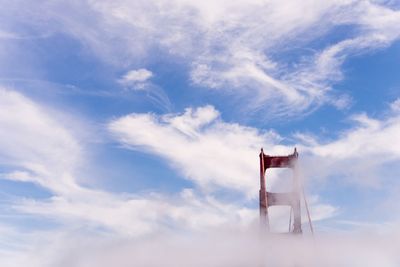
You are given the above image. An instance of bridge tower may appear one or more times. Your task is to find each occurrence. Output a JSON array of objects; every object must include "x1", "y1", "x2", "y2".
[{"x1": 259, "y1": 148, "x2": 302, "y2": 234}]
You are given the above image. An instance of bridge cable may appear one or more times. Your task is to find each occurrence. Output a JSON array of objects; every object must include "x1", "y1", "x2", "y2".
[{"x1": 302, "y1": 184, "x2": 314, "y2": 235}]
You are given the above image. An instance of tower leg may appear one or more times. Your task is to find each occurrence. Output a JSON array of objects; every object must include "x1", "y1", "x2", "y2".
[
  {"x1": 292, "y1": 196, "x2": 302, "y2": 234},
  {"x1": 259, "y1": 189, "x2": 269, "y2": 231}
]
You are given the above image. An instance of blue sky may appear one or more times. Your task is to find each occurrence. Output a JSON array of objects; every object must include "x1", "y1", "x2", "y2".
[{"x1": 1, "y1": 0, "x2": 400, "y2": 265}]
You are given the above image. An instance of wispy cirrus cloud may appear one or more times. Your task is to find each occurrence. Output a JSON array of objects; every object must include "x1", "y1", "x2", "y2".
[
  {"x1": 2, "y1": 1, "x2": 400, "y2": 117},
  {"x1": 109, "y1": 105, "x2": 281, "y2": 195},
  {"x1": 118, "y1": 68, "x2": 172, "y2": 111},
  {"x1": 296, "y1": 102, "x2": 400, "y2": 189},
  {"x1": 0, "y1": 88, "x2": 82, "y2": 194}
]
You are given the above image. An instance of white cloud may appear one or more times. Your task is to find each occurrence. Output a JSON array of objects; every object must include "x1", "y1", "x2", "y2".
[
  {"x1": 118, "y1": 68, "x2": 153, "y2": 90},
  {"x1": 82, "y1": 1, "x2": 400, "y2": 116},
  {"x1": 298, "y1": 107, "x2": 400, "y2": 188},
  {"x1": 0, "y1": 88, "x2": 82, "y2": 194},
  {"x1": 310, "y1": 113, "x2": 399, "y2": 159},
  {"x1": 118, "y1": 68, "x2": 172, "y2": 111},
  {"x1": 15, "y1": 189, "x2": 257, "y2": 236},
  {"x1": 109, "y1": 105, "x2": 286, "y2": 195},
  {"x1": 3, "y1": 1, "x2": 400, "y2": 117}
]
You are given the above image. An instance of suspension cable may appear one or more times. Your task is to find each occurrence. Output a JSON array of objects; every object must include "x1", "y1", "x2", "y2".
[{"x1": 302, "y1": 184, "x2": 314, "y2": 235}]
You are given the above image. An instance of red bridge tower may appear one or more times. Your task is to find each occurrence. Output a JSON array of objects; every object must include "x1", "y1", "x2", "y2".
[{"x1": 259, "y1": 148, "x2": 302, "y2": 234}]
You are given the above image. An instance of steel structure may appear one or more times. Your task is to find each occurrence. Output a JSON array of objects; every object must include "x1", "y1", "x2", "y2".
[{"x1": 259, "y1": 148, "x2": 302, "y2": 234}]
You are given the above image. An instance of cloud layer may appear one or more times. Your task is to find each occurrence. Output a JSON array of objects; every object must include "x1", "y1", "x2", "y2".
[{"x1": 2, "y1": 1, "x2": 400, "y2": 117}]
